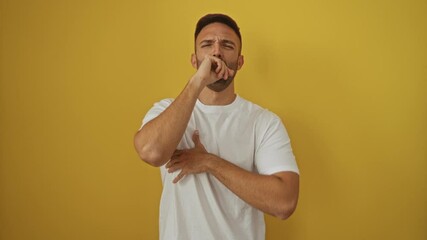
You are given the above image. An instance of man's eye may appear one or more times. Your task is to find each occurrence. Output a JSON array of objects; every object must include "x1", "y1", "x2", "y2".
[
  {"x1": 201, "y1": 44, "x2": 211, "y2": 48},
  {"x1": 224, "y1": 45, "x2": 234, "y2": 49}
]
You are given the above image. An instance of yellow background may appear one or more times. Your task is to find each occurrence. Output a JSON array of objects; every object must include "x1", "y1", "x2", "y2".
[{"x1": 1, "y1": 0, "x2": 426, "y2": 239}]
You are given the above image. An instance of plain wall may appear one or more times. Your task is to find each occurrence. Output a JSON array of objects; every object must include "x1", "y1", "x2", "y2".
[{"x1": 1, "y1": 0, "x2": 426, "y2": 239}]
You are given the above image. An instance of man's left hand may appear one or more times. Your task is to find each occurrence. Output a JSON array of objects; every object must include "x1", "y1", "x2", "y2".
[{"x1": 165, "y1": 130, "x2": 214, "y2": 183}]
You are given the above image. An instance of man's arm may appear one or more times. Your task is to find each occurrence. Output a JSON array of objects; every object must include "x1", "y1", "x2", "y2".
[
  {"x1": 208, "y1": 159, "x2": 299, "y2": 220},
  {"x1": 166, "y1": 131, "x2": 299, "y2": 219},
  {"x1": 134, "y1": 56, "x2": 234, "y2": 167}
]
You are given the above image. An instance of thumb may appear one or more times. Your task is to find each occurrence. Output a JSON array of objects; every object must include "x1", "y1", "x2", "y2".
[{"x1": 192, "y1": 130, "x2": 201, "y2": 147}]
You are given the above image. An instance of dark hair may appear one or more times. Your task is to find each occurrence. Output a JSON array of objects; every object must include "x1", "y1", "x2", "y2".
[{"x1": 194, "y1": 13, "x2": 242, "y2": 44}]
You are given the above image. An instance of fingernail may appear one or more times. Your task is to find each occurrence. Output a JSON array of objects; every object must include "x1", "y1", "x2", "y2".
[{"x1": 195, "y1": 130, "x2": 199, "y2": 135}]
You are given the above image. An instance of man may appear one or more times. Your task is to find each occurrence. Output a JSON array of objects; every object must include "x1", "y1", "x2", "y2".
[{"x1": 134, "y1": 13, "x2": 299, "y2": 240}]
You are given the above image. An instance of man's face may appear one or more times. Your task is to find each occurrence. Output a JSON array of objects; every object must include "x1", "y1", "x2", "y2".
[{"x1": 192, "y1": 23, "x2": 244, "y2": 92}]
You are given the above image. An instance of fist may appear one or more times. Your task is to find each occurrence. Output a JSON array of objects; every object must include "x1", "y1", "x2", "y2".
[{"x1": 195, "y1": 56, "x2": 235, "y2": 86}]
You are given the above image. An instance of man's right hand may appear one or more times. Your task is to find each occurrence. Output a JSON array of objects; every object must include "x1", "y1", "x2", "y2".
[
  {"x1": 192, "y1": 55, "x2": 235, "y2": 87},
  {"x1": 135, "y1": 56, "x2": 235, "y2": 167}
]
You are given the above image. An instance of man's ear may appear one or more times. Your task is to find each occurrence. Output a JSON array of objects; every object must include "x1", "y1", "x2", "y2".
[
  {"x1": 237, "y1": 55, "x2": 244, "y2": 70},
  {"x1": 191, "y1": 53, "x2": 198, "y2": 69}
]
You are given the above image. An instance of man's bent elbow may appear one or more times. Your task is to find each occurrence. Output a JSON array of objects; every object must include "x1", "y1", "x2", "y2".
[
  {"x1": 134, "y1": 136, "x2": 167, "y2": 167},
  {"x1": 275, "y1": 200, "x2": 298, "y2": 220},
  {"x1": 137, "y1": 150, "x2": 166, "y2": 167}
]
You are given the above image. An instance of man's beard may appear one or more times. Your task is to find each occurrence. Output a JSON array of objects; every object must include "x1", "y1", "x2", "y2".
[{"x1": 197, "y1": 58, "x2": 238, "y2": 92}]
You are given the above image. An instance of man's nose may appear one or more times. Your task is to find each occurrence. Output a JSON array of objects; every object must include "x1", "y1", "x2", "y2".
[{"x1": 212, "y1": 42, "x2": 222, "y2": 59}]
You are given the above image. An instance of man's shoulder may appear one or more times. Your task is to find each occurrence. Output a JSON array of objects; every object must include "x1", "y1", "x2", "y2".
[
  {"x1": 238, "y1": 95, "x2": 263, "y2": 112},
  {"x1": 238, "y1": 96, "x2": 280, "y2": 122}
]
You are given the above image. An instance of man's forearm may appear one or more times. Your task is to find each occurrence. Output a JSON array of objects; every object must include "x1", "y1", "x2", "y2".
[
  {"x1": 135, "y1": 56, "x2": 234, "y2": 166},
  {"x1": 165, "y1": 133, "x2": 299, "y2": 219},
  {"x1": 207, "y1": 156, "x2": 299, "y2": 219},
  {"x1": 134, "y1": 77, "x2": 204, "y2": 167}
]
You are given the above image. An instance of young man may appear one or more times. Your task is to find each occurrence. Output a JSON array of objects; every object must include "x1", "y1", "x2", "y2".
[{"x1": 134, "y1": 13, "x2": 299, "y2": 240}]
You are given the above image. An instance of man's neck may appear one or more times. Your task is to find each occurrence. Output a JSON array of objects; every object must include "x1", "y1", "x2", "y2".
[{"x1": 198, "y1": 84, "x2": 236, "y2": 106}]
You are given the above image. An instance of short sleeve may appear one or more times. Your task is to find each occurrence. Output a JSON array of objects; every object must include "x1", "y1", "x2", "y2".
[
  {"x1": 140, "y1": 98, "x2": 174, "y2": 129},
  {"x1": 254, "y1": 112, "x2": 299, "y2": 175}
]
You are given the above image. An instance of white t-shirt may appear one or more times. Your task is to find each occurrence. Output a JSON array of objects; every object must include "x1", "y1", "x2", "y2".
[{"x1": 142, "y1": 95, "x2": 299, "y2": 240}]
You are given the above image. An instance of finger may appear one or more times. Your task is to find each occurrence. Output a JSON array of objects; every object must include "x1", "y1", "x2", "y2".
[
  {"x1": 228, "y1": 68, "x2": 235, "y2": 78},
  {"x1": 168, "y1": 165, "x2": 179, "y2": 173},
  {"x1": 213, "y1": 58, "x2": 222, "y2": 73},
  {"x1": 165, "y1": 159, "x2": 175, "y2": 168},
  {"x1": 192, "y1": 130, "x2": 201, "y2": 147},
  {"x1": 220, "y1": 62, "x2": 228, "y2": 79},
  {"x1": 173, "y1": 171, "x2": 186, "y2": 184},
  {"x1": 222, "y1": 62, "x2": 228, "y2": 80},
  {"x1": 166, "y1": 154, "x2": 182, "y2": 167},
  {"x1": 172, "y1": 150, "x2": 183, "y2": 158},
  {"x1": 167, "y1": 158, "x2": 184, "y2": 172},
  {"x1": 212, "y1": 58, "x2": 221, "y2": 73},
  {"x1": 173, "y1": 149, "x2": 182, "y2": 154}
]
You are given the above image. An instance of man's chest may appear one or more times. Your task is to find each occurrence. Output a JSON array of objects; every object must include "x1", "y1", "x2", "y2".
[{"x1": 178, "y1": 111, "x2": 257, "y2": 171}]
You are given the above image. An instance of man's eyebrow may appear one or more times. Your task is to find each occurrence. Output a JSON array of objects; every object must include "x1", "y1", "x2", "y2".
[
  {"x1": 221, "y1": 39, "x2": 236, "y2": 46},
  {"x1": 199, "y1": 39, "x2": 236, "y2": 46},
  {"x1": 199, "y1": 40, "x2": 215, "y2": 45}
]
